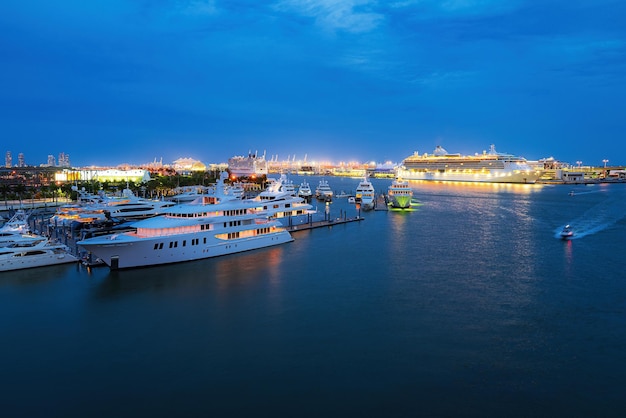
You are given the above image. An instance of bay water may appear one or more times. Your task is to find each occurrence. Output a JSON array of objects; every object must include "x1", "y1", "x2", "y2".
[{"x1": 2, "y1": 177, "x2": 626, "y2": 417}]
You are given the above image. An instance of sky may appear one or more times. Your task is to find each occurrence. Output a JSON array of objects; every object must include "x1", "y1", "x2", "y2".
[{"x1": 2, "y1": 0, "x2": 625, "y2": 167}]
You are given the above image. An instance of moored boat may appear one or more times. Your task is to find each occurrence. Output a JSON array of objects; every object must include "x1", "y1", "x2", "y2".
[
  {"x1": 0, "y1": 237, "x2": 78, "y2": 272},
  {"x1": 387, "y1": 178, "x2": 413, "y2": 209},
  {"x1": 315, "y1": 180, "x2": 333, "y2": 202},
  {"x1": 77, "y1": 173, "x2": 305, "y2": 270},
  {"x1": 0, "y1": 209, "x2": 39, "y2": 247},
  {"x1": 355, "y1": 176, "x2": 375, "y2": 211},
  {"x1": 297, "y1": 180, "x2": 313, "y2": 202}
]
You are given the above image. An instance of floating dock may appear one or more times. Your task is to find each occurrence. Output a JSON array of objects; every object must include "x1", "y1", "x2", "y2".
[
  {"x1": 375, "y1": 194, "x2": 388, "y2": 211},
  {"x1": 285, "y1": 216, "x2": 363, "y2": 232}
]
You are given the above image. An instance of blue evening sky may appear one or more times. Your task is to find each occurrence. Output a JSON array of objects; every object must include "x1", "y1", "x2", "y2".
[{"x1": 2, "y1": 1, "x2": 625, "y2": 167}]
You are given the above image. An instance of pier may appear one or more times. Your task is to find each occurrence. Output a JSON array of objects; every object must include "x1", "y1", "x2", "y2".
[{"x1": 285, "y1": 216, "x2": 363, "y2": 232}]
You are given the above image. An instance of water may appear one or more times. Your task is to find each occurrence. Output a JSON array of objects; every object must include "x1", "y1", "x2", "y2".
[{"x1": 2, "y1": 178, "x2": 626, "y2": 417}]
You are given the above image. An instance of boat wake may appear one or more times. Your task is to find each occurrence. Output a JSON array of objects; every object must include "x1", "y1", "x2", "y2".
[
  {"x1": 568, "y1": 189, "x2": 606, "y2": 197},
  {"x1": 554, "y1": 195, "x2": 626, "y2": 239}
]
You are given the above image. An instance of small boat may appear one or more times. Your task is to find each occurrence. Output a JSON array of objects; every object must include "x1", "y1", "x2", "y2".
[
  {"x1": 347, "y1": 196, "x2": 356, "y2": 204},
  {"x1": 560, "y1": 225, "x2": 574, "y2": 239}
]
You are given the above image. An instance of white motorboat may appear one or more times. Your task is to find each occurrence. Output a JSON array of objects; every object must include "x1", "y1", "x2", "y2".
[
  {"x1": 315, "y1": 180, "x2": 333, "y2": 202},
  {"x1": 0, "y1": 237, "x2": 78, "y2": 272},
  {"x1": 77, "y1": 172, "x2": 308, "y2": 270},
  {"x1": 387, "y1": 178, "x2": 413, "y2": 209},
  {"x1": 355, "y1": 176, "x2": 375, "y2": 211},
  {"x1": 560, "y1": 225, "x2": 574, "y2": 239},
  {"x1": 0, "y1": 209, "x2": 41, "y2": 247}
]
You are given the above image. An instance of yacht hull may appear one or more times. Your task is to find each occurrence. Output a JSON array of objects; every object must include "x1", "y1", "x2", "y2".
[
  {"x1": 78, "y1": 230, "x2": 293, "y2": 270},
  {"x1": 390, "y1": 195, "x2": 412, "y2": 209}
]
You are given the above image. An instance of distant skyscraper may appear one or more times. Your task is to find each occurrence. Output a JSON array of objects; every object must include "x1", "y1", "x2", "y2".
[
  {"x1": 58, "y1": 152, "x2": 70, "y2": 167},
  {"x1": 48, "y1": 154, "x2": 56, "y2": 166},
  {"x1": 5, "y1": 151, "x2": 11, "y2": 168},
  {"x1": 18, "y1": 153, "x2": 25, "y2": 167}
]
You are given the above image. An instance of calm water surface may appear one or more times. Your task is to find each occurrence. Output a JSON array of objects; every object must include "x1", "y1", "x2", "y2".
[{"x1": 2, "y1": 177, "x2": 626, "y2": 417}]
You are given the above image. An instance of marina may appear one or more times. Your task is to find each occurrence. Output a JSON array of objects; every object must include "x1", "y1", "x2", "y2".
[{"x1": 3, "y1": 1, "x2": 625, "y2": 415}]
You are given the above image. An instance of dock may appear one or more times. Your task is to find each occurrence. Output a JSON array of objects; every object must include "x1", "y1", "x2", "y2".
[
  {"x1": 285, "y1": 216, "x2": 363, "y2": 232},
  {"x1": 375, "y1": 193, "x2": 388, "y2": 211}
]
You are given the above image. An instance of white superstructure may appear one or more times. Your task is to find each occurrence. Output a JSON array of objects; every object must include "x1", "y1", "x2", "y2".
[
  {"x1": 297, "y1": 180, "x2": 313, "y2": 202},
  {"x1": 396, "y1": 144, "x2": 543, "y2": 183},
  {"x1": 387, "y1": 178, "x2": 413, "y2": 209},
  {"x1": 315, "y1": 180, "x2": 333, "y2": 201},
  {"x1": 355, "y1": 176, "x2": 375, "y2": 211},
  {"x1": 77, "y1": 173, "x2": 309, "y2": 270}
]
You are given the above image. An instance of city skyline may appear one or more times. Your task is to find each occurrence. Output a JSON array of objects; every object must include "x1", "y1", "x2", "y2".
[{"x1": 2, "y1": 1, "x2": 625, "y2": 167}]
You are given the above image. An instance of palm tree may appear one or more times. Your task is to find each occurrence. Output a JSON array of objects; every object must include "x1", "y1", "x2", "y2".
[{"x1": 0, "y1": 184, "x2": 10, "y2": 208}]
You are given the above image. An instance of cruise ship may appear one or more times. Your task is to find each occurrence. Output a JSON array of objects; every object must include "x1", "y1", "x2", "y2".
[
  {"x1": 396, "y1": 144, "x2": 543, "y2": 183},
  {"x1": 76, "y1": 173, "x2": 306, "y2": 270},
  {"x1": 227, "y1": 151, "x2": 269, "y2": 178}
]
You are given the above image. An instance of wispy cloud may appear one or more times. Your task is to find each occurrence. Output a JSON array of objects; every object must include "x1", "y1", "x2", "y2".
[
  {"x1": 274, "y1": 0, "x2": 384, "y2": 33},
  {"x1": 178, "y1": 0, "x2": 219, "y2": 16}
]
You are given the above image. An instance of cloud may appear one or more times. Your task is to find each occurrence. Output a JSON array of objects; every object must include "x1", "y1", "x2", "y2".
[
  {"x1": 274, "y1": 0, "x2": 384, "y2": 33},
  {"x1": 178, "y1": 0, "x2": 219, "y2": 16}
]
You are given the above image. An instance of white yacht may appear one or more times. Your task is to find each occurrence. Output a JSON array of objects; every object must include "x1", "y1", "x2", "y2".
[
  {"x1": 387, "y1": 178, "x2": 413, "y2": 209},
  {"x1": 263, "y1": 174, "x2": 297, "y2": 197},
  {"x1": 0, "y1": 237, "x2": 78, "y2": 272},
  {"x1": 100, "y1": 188, "x2": 177, "y2": 220},
  {"x1": 0, "y1": 209, "x2": 42, "y2": 247},
  {"x1": 355, "y1": 177, "x2": 375, "y2": 211},
  {"x1": 48, "y1": 204, "x2": 109, "y2": 227},
  {"x1": 251, "y1": 174, "x2": 316, "y2": 226},
  {"x1": 297, "y1": 180, "x2": 313, "y2": 202},
  {"x1": 315, "y1": 180, "x2": 333, "y2": 202},
  {"x1": 77, "y1": 173, "x2": 304, "y2": 270}
]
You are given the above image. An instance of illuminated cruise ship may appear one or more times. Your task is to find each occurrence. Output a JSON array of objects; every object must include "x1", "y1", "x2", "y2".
[
  {"x1": 396, "y1": 144, "x2": 543, "y2": 184},
  {"x1": 227, "y1": 151, "x2": 268, "y2": 178}
]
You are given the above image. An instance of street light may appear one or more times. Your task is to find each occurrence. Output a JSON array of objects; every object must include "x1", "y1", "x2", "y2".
[
  {"x1": 602, "y1": 159, "x2": 609, "y2": 168},
  {"x1": 576, "y1": 161, "x2": 582, "y2": 169}
]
